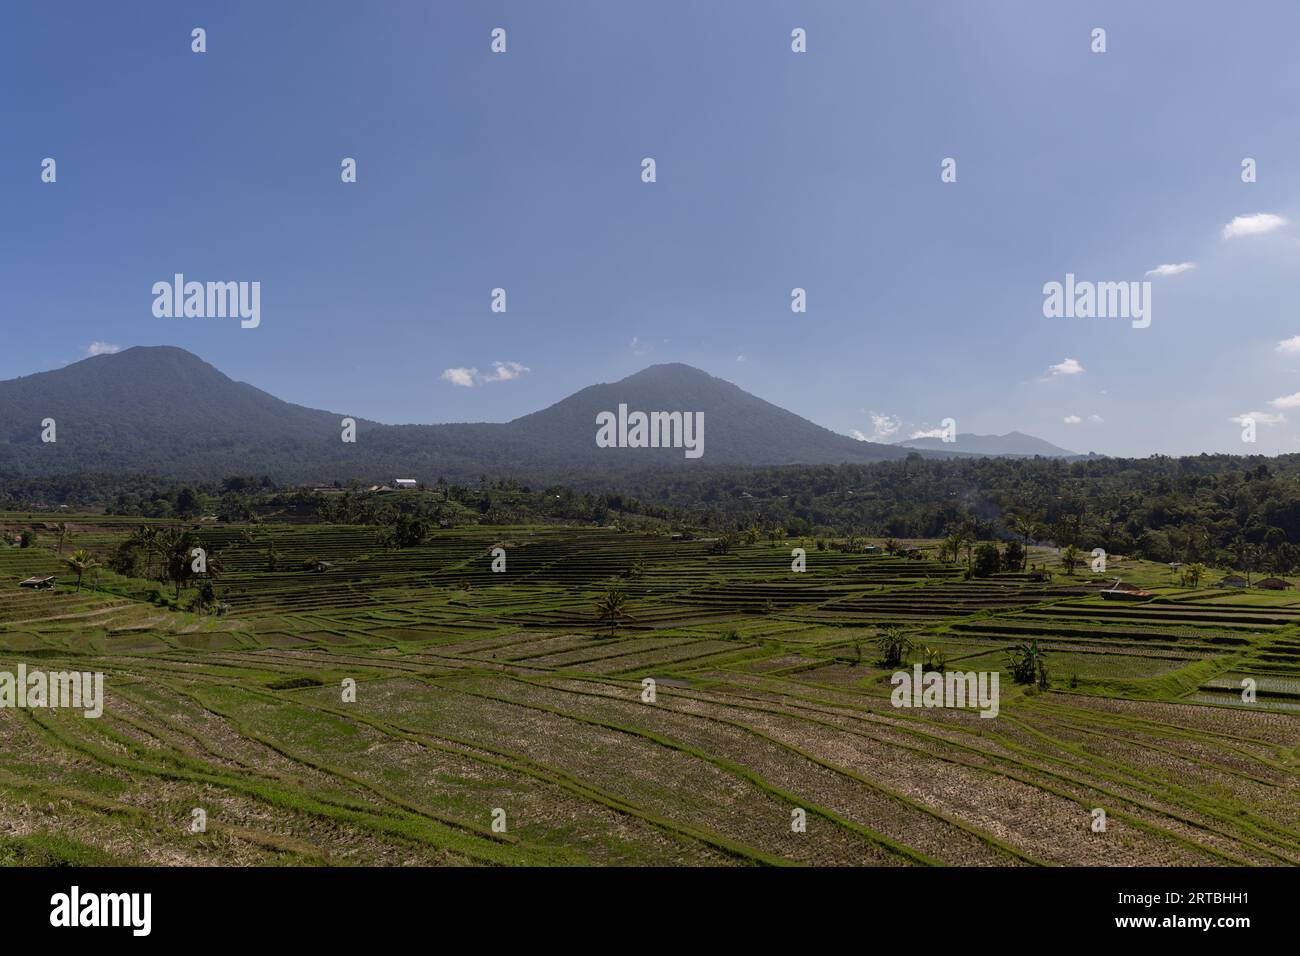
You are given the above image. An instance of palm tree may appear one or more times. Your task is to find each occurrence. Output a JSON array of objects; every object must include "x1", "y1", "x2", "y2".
[
  {"x1": 127, "y1": 525, "x2": 161, "y2": 580},
  {"x1": 54, "y1": 521, "x2": 69, "y2": 556},
  {"x1": 1060, "y1": 544, "x2": 1080, "y2": 575},
  {"x1": 64, "y1": 548, "x2": 99, "y2": 592},
  {"x1": 199, "y1": 550, "x2": 225, "y2": 607},
  {"x1": 1185, "y1": 562, "x2": 1206, "y2": 588},
  {"x1": 594, "y1": 589, "x2": 632, "y2": 638},
  {"x1": 146, "y1": 526, "x2": 166, "y2": 579},
  {"x1": 1237, "y1": 540, "x2": 1262, "y2": 586},
  {"x1": 874, "y1": 624, "x2": 914, "y2": 668},
  {"x1": 962, "y1": 528, "x2": 978, "y2": 571},
  {"x1": 154, "y1": 526, "x2": 199, "y2": 600},
  {"x1": 744, "y1": 526, "x2": 760, "y2": 545}
]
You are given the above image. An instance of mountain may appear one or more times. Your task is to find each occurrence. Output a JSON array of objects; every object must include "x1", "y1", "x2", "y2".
[
  {"x1": 0, "y1": 347, "x2": 918, "y2": 483},
  {"x1": 897, "y1": 431, "x2": 1079, "y2": 458}
]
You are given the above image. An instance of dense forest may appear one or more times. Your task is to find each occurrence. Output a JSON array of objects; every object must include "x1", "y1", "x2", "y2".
[
  {"x1": 4, "y1": 452, "x2": 1300, "y2": 573},
  {"x1": 622, "y1": 454, "x2": 1300, "y2": 572}
]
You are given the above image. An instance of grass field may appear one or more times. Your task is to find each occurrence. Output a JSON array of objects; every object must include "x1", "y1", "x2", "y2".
[{"x1": 1, "y1": 516, "x2": 1297, "y2": 866}]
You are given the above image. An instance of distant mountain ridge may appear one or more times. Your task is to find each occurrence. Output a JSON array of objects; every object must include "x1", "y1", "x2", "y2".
[
  {"x1": 897, "y1": 431, "x2": 1079, "y2": 458},
  {"x1": 0, "y1": 347, "x2": 926, "y2": 483}
]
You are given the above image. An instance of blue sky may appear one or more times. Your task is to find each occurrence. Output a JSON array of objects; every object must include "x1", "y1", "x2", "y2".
[{"x1": 4, "y1": 0, "x2": 1300, "y2": 457}]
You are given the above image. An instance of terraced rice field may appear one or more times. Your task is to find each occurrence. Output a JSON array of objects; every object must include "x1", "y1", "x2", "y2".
[{"x1": 0, "y1": 518, "x2": 1297, "y2": 866}]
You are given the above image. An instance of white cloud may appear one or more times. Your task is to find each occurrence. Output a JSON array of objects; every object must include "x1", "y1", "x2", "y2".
[
  {"x1": 481, "y1": 360, "x2": 529, "y2": 382},
  {"x1": 867, "y1": 412, "x2": 901, "y2": 441},
  {"x1": 851, "y1": 429, "x2": 868, "y2": 441},
  {"x1": 1232, "y1": 410, "x2": 1286, "y2": 426},
  {"x1": 1144, "y1": 262, "x2": 1195, "y2": 278},
  {"x1": 1269, "y1": 392, "x2": 1300, "y2": 409},
  {"x1": 1088, "y1": 414, "x2": 1104, "y2": 423},
  {"x1": 1276, "y1": 336, "x2": 1300, "y2": 354},
  {"x1": 1048, "y1": 358, "x2": 1084, "y2": 377},
  {"x1": 1223, "y1": 213, "x2": 1286, "y2": 239},
  {"x1": 735, "y1": 353, "x2": 747, "y2": 363},
  {"x1": 87, "y1": 341, "x2": 121, "y2": 356},
  {"x1": 1063, "y1": 415, "x2": 1082, "y2": 424},
  {"x1": 442, "y1": 362, "x2": 530, "y2": 387},
  {"x1": 630, "y1": 336, "x2": 651, "y2": 356},
  {"x1": 441, "y1": 367, "x2": 478, "y2": 387}
]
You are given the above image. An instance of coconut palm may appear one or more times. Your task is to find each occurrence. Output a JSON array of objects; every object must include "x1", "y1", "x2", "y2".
[
  {"x1": 1060, "y1": 544, "x2": 1080, "y2": 575},
  {"x1": 64, "y1": 548, "x2": 99, "y2": 592},
  {"x1": 198, "y1": 550, "x2": 225, "y2": 607},
  {"x1": 127, "y1": 525, "x2": 161, "y2": 579},
  {"x1": 54, "y1": 522, "x2": 69, "y2": 556},
  {"x1": 154, "y1": 526, "x2": 200, "y2": 600},
  {"x1": 594, "y1": 588, "x2": 632, "y2": 638}
]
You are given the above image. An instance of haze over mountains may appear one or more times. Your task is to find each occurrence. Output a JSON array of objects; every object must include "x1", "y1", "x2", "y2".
[
  {"x1": 0, "y1": 347, "x2": 940, "y2": 484},
  {"x1": 898, "y1": 432, "x2": 1080, "y2": 458}
]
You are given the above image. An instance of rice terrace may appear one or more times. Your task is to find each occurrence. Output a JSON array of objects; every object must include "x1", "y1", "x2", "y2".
[
  {"x1": 4, "y1": 2, "x2": 1299, "y2": 936},
  {"x1": 2, "y1": 514, "x2": 1296, "y2": 868}
]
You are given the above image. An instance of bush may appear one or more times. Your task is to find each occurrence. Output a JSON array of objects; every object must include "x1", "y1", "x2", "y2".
[
  {"x1": 1002, "y1": 539, "x2": 1025, "y2": 571},
  {"x1": 1007, "y1": 640, "x2": 1049, "y2": 687},
  {"x1": 875, "y1": 624, "x2": 914, "y2": 668},
  {"x1": 973, "y1": 542, "x2": 1001, "y2": 578},
  {"x1": 921, "y1": 645, "x2": 947, "y2": 673}
]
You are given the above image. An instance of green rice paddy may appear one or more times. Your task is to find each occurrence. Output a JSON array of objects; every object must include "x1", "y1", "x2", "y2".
[{"x1": 0, "y1": 517, "x2": 1296, "y2": 866}]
